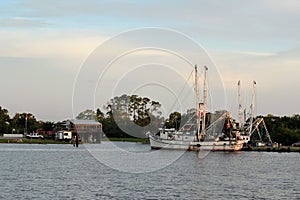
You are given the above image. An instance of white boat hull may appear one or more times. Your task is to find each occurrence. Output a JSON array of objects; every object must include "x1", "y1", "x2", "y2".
[{"x1": 149, "y1": 134, "x2": 244, "y2": 151}]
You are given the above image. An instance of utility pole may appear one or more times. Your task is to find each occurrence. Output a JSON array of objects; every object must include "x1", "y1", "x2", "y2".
[{"x1": 25, "y1": 113, "x2": 28, "y2": 136}]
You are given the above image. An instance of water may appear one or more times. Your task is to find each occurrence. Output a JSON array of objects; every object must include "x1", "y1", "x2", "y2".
[{"x1": 0, "y1": 143, "x2": 299, "y2": 199}]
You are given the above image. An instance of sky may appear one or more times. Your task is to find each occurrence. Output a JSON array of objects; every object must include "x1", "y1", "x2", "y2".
[{"x1": 0, "y1": 0, "x2": 300, "y2": 122}]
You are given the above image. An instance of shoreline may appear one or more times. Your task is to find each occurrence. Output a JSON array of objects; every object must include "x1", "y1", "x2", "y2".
[
  {"x1": 242, "y1": 146, "x2": 300, "y2": 153},
  {"x1": 0, "y1": 137, "x2": 150, "y2": 145},
  {"x1": 1, "y1": 138, "x2": 299, "y2": 153},
  {"x1": 0, "y1": 138, "x2": 69, "y2": 144}
]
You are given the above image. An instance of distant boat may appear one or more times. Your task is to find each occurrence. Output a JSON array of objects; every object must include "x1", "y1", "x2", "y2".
[
  {"x1": 237, "y1": 80, "x2": 273, "y2": 147},
  {"x1": 148, "y1": 65, "x2": 244, "y2": 151}
]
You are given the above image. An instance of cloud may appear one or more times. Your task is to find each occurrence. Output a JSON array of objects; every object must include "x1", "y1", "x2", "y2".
[
  {"x1": 209, "y1": 46, "x2": 300, "y2": 116},
  {"x1": 263, "y1": 0, "x2": 300, "y2": 13},
  {"x1": 0, "y1": 28, "x2": 108, "y2": 121},
  {"x1": 0, "y1": 17, "x2": 50, "y2": 27},
  {"x1": 0, "y1": 29, "x2": 107, "y2": 63},
  {"x1": 1, "y1": 0, "x2": 299, "y2": 119},
  {"x1": 211, "y1": 47, "x2": 300, "y2": 85},
  {"x1": 16, "y1": 0, "x2": 140, "y2": 17},
  {"x1": 9, "y1": 0, "x2": 298, "y2": 52}
]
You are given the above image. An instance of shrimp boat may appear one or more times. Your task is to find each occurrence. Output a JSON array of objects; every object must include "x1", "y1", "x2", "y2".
[{"x1": 148, "y1": 65, "x2": 244, "y2": 151}]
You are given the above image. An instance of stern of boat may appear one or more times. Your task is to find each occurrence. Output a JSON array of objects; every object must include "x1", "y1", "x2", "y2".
[{"x1": 234, "y1": 140, "x2": 244, "y2": 151}]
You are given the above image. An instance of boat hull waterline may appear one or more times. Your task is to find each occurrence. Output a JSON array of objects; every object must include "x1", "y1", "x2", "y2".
[{"x1": 149, "y1": 134, "x2": 244, "y2": 151}]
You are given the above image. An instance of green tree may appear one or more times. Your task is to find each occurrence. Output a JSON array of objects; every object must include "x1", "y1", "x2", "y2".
[
  {"x1": 41, "y1": 121, "x2": 55, "y2": 132},
  {"x1": 102, "y1": 94, "x2": 163, "y2": 138},
  {"x1": 96, "y1": 108, "x2": 105, "y2": 123},
  {"x1": 0, "y1": 106, "x2": 10, "y2": 134},
  {"x1": 76, "y1": 109, "x2": 96, "y2": 120},
  {"x1": 263, "y1": 114, "x2": 300, "y2": 145},
  {"x1": 11, "y1": 113, "x2": 40, "y2": 134},
  {"x1": 166, "y1": 112, "x2": 181, "y2": 130},
  {"x1": 180, "y1": 108, "x2": 197, "y2": 128}
]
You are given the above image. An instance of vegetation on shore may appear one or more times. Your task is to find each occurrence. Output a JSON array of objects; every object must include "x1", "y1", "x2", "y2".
[
  {"x1": 0, "y1": 138, "x2": 67, "y2": 144},
  {"x1": 0, "y1": 137, "x2": 149, "y2": 144},
  {"x1": 243, "y1": 145, "x2": 300, "y2": 153},
  {"x1": 1, "y1": 95, "x2": 300, "y2": 146},
  {"x1": 260, "y1": 114, "x2": 300, "y2": 145},
  {"x1": 104, "y1": 137, "x2": 149, "y2": 143}
]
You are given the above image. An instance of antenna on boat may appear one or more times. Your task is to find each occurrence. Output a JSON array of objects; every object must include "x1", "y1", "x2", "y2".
[
  {"x1": 249, "y1": 80, "x2": 256, "y2": 134},
  {"x1": 195, "y1": 65, "x2": 200, "y2": 140},
  {"x1": 201, "y1": 66, "x2": 208, "y2": 137},
  {"x1": 238, "y1": 80, "x2": 243, "y2": 130}
]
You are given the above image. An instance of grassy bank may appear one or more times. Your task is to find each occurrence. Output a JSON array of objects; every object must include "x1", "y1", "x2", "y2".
[
  {"x1": 0, "y1": 137, "x2": 150, "y2": 144},
  {"x1": 0, "y1": 138, "x2": 68, "y2": 144}
]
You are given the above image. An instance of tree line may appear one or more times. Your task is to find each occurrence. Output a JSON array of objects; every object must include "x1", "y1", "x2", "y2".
[
  {"x1": 0, "y1": 106, "x2": 53, "y2": 134},
  {"x1": 94, "y1": 94, "x2": 227, "y2": 139},
  {"x1": 1, "y1": 95, "x2": 300, "y2": 145},
  {"x1": 260, "y1": 114, "x2": 300, "y2": 146}
]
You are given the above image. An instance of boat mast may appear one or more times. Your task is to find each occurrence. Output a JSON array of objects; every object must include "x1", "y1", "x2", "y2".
[
  {"x1": 249, "y1": 80, "x2": 256, "y2": 134},
  {"x1": 195, "y1": 65, "x2": 200, "y2": 139},
  {"x1": 238, "y1": 80, "x2": 243, "y2": 130},
  {"x1": 201, "y1": 66, "x2": 208, "y2": 136}
]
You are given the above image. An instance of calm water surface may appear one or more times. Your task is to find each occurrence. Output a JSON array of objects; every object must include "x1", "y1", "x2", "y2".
[{"x1": 0, "y1": 142, "x2": 299, "y2": 199}]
